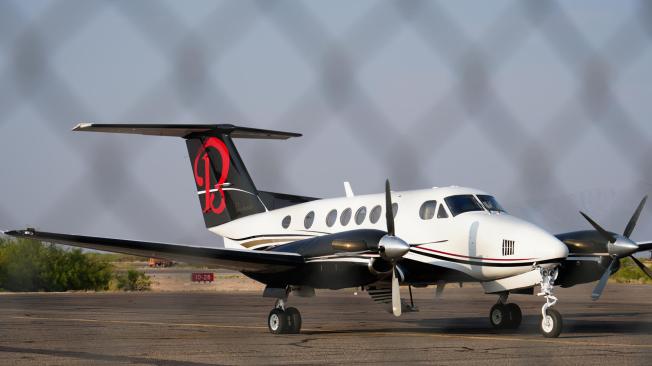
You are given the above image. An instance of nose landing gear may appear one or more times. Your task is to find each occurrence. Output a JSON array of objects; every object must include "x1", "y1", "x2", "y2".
[{"x1": 538, "y1": 267, "x2": 562, "y2": 338}]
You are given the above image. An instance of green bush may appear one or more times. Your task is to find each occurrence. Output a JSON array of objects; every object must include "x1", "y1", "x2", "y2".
[
  {"x1": 0, "y1": 237, "x2": 113, "y2": 292},
  {"x1": 612, "y1": 257, "x2": 652, "y2": 284},
  {"x1": 115, "y1": 269, "x2": 152, "y2": 291}
]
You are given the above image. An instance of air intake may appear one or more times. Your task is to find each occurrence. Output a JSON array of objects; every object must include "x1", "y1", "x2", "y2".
[{"x1": 502, "y1": 239, "x2": 515, "y2": 256}]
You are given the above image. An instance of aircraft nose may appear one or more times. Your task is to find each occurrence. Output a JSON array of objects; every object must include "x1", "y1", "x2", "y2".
[
  {"x1": 546, "y1": 234, "x2": 569, "y2": 261},
  {"x1": 492, "y1": 215, "x2": 568, "y2": 262},
  {"x1": 524, "y1": 227, "x2": 568, "y2": 268}
]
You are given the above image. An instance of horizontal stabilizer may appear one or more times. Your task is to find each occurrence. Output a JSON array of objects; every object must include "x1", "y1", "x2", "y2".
[
  {"x1": 4, "y1": 229, "x2": 304, "y2": 273},
  {"x1": 73, "y1": 123, "x2": 301, "y2": 140}
]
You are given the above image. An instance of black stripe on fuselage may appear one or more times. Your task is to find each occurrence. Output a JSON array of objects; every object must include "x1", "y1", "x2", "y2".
[
  {"x1": 409, "y1": 249, "x2": 564, "y2": 267},
  {"x1": 226, "y1": 233, "x2": 316, "y2": 242}
]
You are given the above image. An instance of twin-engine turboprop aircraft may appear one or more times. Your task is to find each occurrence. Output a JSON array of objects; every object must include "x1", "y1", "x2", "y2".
[{"x1": 5, "y1": 124, "x2": 652, "y2": 338}]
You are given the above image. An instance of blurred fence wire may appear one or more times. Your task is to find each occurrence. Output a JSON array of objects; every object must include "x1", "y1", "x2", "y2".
[{"x1": 1, "y1": 0, "x2": 651, "y2": 243}]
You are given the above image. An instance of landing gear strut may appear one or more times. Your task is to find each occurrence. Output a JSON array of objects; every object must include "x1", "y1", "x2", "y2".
[
  {"x1": 488, "y1": 293, "x2": 522, "y2": 330},
  {"x1": 267, "y1": 298, "x2": 302, "y2": 334},
  {"x1": 537, "y1": 267, "x2": 562, "y2": 338}
]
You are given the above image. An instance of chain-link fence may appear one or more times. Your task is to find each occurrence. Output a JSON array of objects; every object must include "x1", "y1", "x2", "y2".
[{"x1": 1, "y1": 1, "x2": 651, "y2": 246}]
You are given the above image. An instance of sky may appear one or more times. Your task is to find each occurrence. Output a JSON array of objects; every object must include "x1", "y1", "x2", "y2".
[{"x1": 0, "y1": 0, "x2": 651, "y2": 248}]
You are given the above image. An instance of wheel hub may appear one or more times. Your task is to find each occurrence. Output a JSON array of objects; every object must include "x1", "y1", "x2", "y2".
[
  {"x1": 541, "y1": 315, "x2": 554, "y2": 333},
  {"x1": 491, "y1": 309, "x2": 502, "y2": 324},
  {"x1": 269, "y1": 313, "x2": 279, "y2": 330}
]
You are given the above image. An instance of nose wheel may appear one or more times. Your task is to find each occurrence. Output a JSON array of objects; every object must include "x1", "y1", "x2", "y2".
[
  {"x1": 540, "y1": 308, "x2": 562, "y2": 338},
  {"x1": 538, "y1": 267, "x2": 562, "y2": 338},
  {"x1": 267, "y1": 298, "x2": 302, "y2": 334}
]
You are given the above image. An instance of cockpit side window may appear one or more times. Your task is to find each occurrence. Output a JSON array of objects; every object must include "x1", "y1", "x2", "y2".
[
  {"x1": 437, "y1": 204, "x2": 449, "y2": 218},
  {"x1": 477, "y1": 195, "x2": 506, "y2": 213},
  {"x1": 444, "y1": 195, "x2": 485, "y2": 217}
]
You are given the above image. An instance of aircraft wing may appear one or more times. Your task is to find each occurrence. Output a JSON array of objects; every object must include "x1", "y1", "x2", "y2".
[{"x1": 3, "y1": 229, "x2": 304, "y2": 273}]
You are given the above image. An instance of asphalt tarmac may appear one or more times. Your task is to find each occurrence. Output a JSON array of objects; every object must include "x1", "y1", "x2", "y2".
[{"x1": 1, "y1": 283, "x2": 652, "y2": 365}]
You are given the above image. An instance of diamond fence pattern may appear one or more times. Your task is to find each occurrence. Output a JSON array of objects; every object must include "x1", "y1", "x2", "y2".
[{"x1": 1, "y1": 1, "x2": 651, "y2": 245}]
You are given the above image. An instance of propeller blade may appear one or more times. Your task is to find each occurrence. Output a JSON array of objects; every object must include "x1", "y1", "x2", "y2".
[
  {"x1": 624, "y1": 196, "x2": 647, "y2": 238},
  {"x1": 630, "y1": 256, "x2": 652, "y2": 280},
  {"x1": 391, "y1": 266, "x2": 401, "y2": 316},
  {"x1": 592, "y1": 258, "x2": 617, "y2": 301},
  {"x1": 385, "y1": 179, "x2": 395, "y2": 236},
  {"x1": 580, "y1": 212, "x2": 616, "y2": 243},
  {"x1": 636, "y1": 241, "x2": 652, "y2": 252}
]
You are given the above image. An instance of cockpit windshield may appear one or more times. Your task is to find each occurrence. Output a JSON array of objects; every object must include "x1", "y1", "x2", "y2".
[
  {"x1": 477, "y1": 195, "x2": 506, "y2": 213},
  {"x1": 444, "y1": 195, "x2": 485, "y2": 217}
]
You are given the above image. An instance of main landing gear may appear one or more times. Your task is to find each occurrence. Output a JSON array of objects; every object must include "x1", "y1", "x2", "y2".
[
  {"x1": 537, "y1": 268, "x2": 562, "y2": 338},
  {"x1": 267, "y1": 298, "x2": 302, "y2": 334},
  {"x1": 488, "y1": 294, "x2": 522, "y2": 330}
]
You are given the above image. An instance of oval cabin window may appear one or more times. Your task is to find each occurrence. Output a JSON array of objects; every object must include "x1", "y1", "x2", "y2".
[
  {"x1": 419, "y1": 200, "x2": 437, "y2": 220},
  {"x1": 304, "y1": 211, "x2": 315, "y2": 229},
  {"x1": 369, "y1": 205, "x2": 382, "y2": 224},
  {"x1": 340, "y1": 208, "x2": 352, "y2": 226},
  {"x1": 326, "y1": 209, "x2": 338, "y2": 227},
  {"x1": 282, "y1": 215, "x2": 291, "y2": 229},
  {"x1": 355, "y1": 206, "x2": 367, "y2": 225}
]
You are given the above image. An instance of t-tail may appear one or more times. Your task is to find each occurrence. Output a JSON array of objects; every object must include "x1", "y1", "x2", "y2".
[{"x1": 73, "y1": 123, "x2": 316, "y2": 229}]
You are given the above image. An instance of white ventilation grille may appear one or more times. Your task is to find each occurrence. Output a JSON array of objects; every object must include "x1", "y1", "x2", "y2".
[{"x1": 502, "y1": 239, "x2": 515, "y2": 256}]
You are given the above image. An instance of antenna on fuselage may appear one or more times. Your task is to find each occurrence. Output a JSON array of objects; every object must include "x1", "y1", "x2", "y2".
[{"x1": 343, "y1": 181, "x2": 354, "y2": 197}]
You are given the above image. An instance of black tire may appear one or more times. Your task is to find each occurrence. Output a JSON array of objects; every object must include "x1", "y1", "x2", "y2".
[
  {"x1": 285, "y1": 307, "x2": 302, "y2": 334},
  {"x1": 505, "y1": 303, "x2": 522, "y2": 329},
  {"x1": 540, "y1": 308, "x2": 563, "y2": 338},
  {"x1": 268, "y1": 308, "x2": 287, "y2": 334},
  {"x1": 489, "y1": 303, "x2": 510, "y2": 329}
]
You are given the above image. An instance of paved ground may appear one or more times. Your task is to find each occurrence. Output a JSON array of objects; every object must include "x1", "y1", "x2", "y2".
[{"x1": 1, "y1": 283, "x2": 652, "y2": 365}]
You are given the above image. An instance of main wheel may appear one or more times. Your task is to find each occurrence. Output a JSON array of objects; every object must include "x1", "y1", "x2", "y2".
[
  {"x1": 285, "y1": 307, "x2": 302, "y2": 334},
  {"x1": 540, "y1": 308, "x2": 562, "y2": 338},
  {"x1": 505, "y1": 303, "x2": 522, "y2": 329},
  {"x1": 489, "y1": 303, "x2": 510, "y2": 329},
  {"x1": 268, "y1": 308, "x2": 287, "y2": 334}
]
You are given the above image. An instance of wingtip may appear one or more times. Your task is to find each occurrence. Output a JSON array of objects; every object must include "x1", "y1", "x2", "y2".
[
  {"x1": 1, "y1": 228, "x2": 35, "y2": 237},
  {"x1": 72, "y1": 122, "x2": 93, "y2": 131}
]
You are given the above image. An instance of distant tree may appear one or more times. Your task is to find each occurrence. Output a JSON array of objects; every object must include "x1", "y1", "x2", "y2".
[{"x1": 0, "y1": 238, "x2": 112, "y2": 291}]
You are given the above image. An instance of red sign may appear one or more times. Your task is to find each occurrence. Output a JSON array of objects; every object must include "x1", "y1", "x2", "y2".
[{"x1": 191, "y1": 272, "x2": 215, "y2": 283}]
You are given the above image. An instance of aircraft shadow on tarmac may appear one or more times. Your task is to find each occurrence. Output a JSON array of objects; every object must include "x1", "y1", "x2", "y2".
[{"x1": 301, "y1": 314, "x2": 652, "y2": 337}]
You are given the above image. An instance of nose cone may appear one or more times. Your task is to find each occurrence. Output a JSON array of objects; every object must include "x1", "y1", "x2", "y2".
[
  {"x1": 545, "y1": 234, "x2": 569, "y2": 261},
  {"x1": 481, "y1": 214, "x2": 569, "y2": 262},
  {"x1": 378, "y1": 235, "x2": 410, "y2": 260},
  {"x1": 609, "y1": 237, "x2": 639, "y2": 257}
]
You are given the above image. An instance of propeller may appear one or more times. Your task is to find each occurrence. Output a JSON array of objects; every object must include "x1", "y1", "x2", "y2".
[
  {"x1": 379, "y1": 179, "x2": 410, "y2": 316},
  {"x1": 579, "y1": 195, "x2": 651, "y2": 300}
]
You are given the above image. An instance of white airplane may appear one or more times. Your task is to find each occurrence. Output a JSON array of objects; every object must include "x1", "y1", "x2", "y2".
[{"x1": 5, "y1": 124, "x2": 652, "y2": 338}]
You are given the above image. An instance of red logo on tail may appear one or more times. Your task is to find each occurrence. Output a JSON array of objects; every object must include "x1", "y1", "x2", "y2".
[{"x1": 193, "y1": 138, "x2": 230, "y2": 214}]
